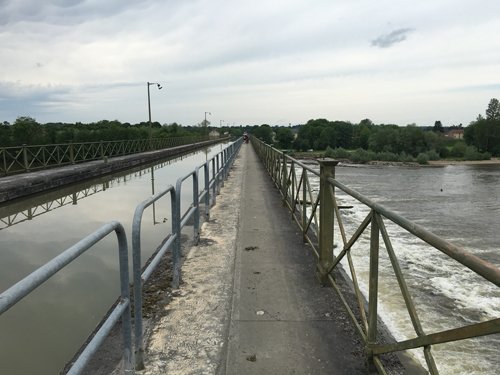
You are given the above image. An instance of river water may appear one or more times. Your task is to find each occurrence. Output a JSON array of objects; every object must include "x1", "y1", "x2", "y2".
[
  {"x1": 307, "y1": 163, "x2": 500, "y2": 374},
  {"x1": 0, "y1": 144, "x2": 228, "y2": 375}
]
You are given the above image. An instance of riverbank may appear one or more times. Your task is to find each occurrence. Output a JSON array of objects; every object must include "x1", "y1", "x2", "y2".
[
  {"x1": 298, "y1": 157, "x2": 500, "y2": 168},
  {"x1": 428, "y1": 157, "x2": 500, "y2": 166}
]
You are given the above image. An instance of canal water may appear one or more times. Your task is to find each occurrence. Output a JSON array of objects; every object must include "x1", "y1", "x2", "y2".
[
  {"x1": 306, "y1": 163, "x2": 500, "y2": 375},
  {"x1": 0, "y1": 144, "x2": 229, "y2": 375}
]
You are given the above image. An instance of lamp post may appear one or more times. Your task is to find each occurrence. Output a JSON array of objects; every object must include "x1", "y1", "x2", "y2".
[
  {"x1": 147, "y1": 82, "x2": 162, "y2": 149},
  {"x1": 220, "y1": 119, "x2": 224, "y2": 128},
  {"x1": 204, "y1": 111, "x2": 211, "y2": 138}
]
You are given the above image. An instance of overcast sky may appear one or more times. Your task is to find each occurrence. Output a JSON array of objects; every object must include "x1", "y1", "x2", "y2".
[{"x1": 1, "y1": 0, "x2": 500, "y2": 127}]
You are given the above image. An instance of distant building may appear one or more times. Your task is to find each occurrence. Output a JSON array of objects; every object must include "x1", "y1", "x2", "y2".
[{"x1": 445, "y1": 129, "x2": 464, "y2": 139}]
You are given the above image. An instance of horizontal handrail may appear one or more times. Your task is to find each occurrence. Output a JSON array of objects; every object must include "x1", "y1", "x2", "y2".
[
  {"x1": 0, "y1": 221, "x2": 133, "y2": 374},
  {"x1": 330, "y1": 177, "x2": 500, "y2": 287},
  {"x1": 251, "y1": 136, "x2": 500, "y2": 374},
  {"x1": 0, "y1": 135, "x2": 227, "y2": 176},
  {"x1": 131, "y1": 137, "x2": 243, "y2": 370}
]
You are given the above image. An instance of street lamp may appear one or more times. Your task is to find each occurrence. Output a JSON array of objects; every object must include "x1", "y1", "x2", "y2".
[
  {"x1": 147, "y1": 82, "x2": 162, "y2": 148},
  {"x1": 220, "y1": 119, "x2": 224, "y2": 128},
  {"x1": 204, "y1": 111, "x2": 211, "y2": 138}
]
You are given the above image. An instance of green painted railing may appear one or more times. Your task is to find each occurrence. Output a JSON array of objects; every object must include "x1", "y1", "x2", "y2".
[
  {"x1": 0, "y1": 135, "x2": 215, "y2": 175},
  {"x1": 252, "y1": 137, "x2": 500, "y2": 375}
]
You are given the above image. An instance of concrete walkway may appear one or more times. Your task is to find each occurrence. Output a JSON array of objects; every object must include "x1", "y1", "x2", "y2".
[
  {"x1": 223, "y1": 143, "x2": 366, "y2": 374},
  {"x1": 139, "y1": 143, "x2": 367, "y2": 374}
]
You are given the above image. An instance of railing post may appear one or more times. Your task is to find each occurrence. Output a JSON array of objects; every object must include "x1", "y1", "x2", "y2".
[
  {"x1": 367, "y1": 210, "x2": 380, "y2": 365},
  {"x1": 281, "y1": 153, "x2": 288, "y2": 197},
  {"x1": 316, "y1": 159, "x2": 338, "y2": 286},
  {"x1": 2, "y1": 147, "x2": 7, "y2": 175},
  {"x1": 302, "y1": 171, "x2": 307, "y2": 242},
  {"x1": 290, "y1": 160, "x2": 295, "y2": 215},
  {"x1": 100, "y1": 140, "x2": 106, "y2": 163},
  {"x1": 211, "y1": 158, "x2": 217, "y2": 205},
  {"x1": 69, "y1": 142, "x2": 75, "y2": 165},
  {"x1": 193, "y1": 168, "x2": 200, "y2": 245},
  {"x1": 116, "y1": 225, "x2": 134, "y2": 374},
  {"x1": 204, "y1": 162, "x2": 210, "y2": 220},
  {"x1": 22, "y1": 144, "x2": 29, "y2": 172},
  {"x1": 173, "y1": 180, "x2": 182, "y2": 289},
  {"x1": 216, "y1": 154, "x2": 221, "y2": 194},
  {"x1": 221, "y1": 150, "x2": 226, "y2": 187}
]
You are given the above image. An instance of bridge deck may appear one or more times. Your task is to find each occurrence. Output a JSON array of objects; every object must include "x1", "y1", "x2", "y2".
[
  {"x1": 223, "y1": 143, "x2": 367, "y2": 374},
  {"x1": 140, "y1": 143, "x2": 368, "y2": 374}
]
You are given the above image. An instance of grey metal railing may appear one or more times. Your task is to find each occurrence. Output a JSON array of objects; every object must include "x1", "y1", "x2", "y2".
[
  {"x1": 131, "y1": 138, "x2": 242, "y2": 370},
  {"x1": 251, "y1": 137, "x2": 500, "y2": 374},
  {"x1": 0, "y1": 138, "x2": 241, "y2": 374},
  {"x1": 0, "y1": 221, "x2": 134, "y2": 375},
  {"x1": 0, "y1": 135, "x2": 222, "y2": 175}
]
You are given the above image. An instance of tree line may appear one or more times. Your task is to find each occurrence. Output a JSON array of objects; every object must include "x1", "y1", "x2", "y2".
[
  {"x1": 251, "y1": 98, "x2": 500, "y2": 162},
  {"x1": 0, "y1": 118, "x2": 246, "y2": 147},
  {"x1": 2, "y1": 98, "x2": 498, "y2": 160}
]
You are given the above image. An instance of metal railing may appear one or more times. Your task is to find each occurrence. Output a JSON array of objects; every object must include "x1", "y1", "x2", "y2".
[
  {"x1": 131, "y1": 138, "x2": 242, "y2": 370},
  {"x1": 0, "y1": 221, "x2": 133, "y2": 375},
  {"x1": 251, "y1": 137, "x2": 500, "y2": 374},
  {"x1": 0, "y1": 138, "x2": 242, "y2": 374},
  {"x1": 0, "y1": 135, "x2": 217, "y2": 175}
]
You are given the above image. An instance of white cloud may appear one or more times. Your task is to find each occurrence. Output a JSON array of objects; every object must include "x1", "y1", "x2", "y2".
[{"x1": 1, "y1": 0, "x2": 500, "y2": 126}]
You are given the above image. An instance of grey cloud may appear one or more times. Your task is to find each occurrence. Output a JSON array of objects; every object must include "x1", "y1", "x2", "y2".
[
  {"x1": 0, "y1": 82, "x2": 74, "y2": 121},
  {"x1": 0, "y1": 81, "x2": 143, "y2": 122},
  {"x1": 0, "y1": 0, "x2": 150, "y2": 26},
  {"x1": 371, "y1": 28, "x2": 414, "y2": 48}
]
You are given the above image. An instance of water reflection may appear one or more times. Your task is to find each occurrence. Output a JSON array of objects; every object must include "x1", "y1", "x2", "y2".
[{"x1": 0, "y1": 152, "x2": 194, "y2": 231}]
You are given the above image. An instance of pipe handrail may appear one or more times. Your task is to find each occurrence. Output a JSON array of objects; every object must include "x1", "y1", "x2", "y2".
[
  {"x1": 131, "y1": 137, "x2": 243, "y2": 370},
  {"x1": 0, "y1": 221, "x2": 133, "y2": 375}
]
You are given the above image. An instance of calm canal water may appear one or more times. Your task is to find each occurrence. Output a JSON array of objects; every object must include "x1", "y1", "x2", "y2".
[
  {"x1": 310, "y1": 163, "x2": 499, "y2": 375},
  {"x1": 0, "y1": 144, "x2": 229, "y2": 375}
]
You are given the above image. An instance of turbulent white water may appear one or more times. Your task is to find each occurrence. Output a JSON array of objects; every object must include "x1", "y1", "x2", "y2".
[{"x1": 303, "y1": 163, "x2": 500, "y2": 374}]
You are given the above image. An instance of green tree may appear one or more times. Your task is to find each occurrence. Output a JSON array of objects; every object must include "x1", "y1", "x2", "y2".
[
  {"x1": 12, "y1": 116, "x2": 42, "y2": 145},
  {"x1": 465, "y1": 98, "x2": 500, "y2": 156},
  {"x1": 368, "y1": 125, "x2": 400, "y2": 153},
  {"x1": 433, "y1": 120, "x2": 444, "y2": 133},
  {"x1": 274, "y1": 127, "x2": 294, "y2": 149},
  {"x1": 0, "y1": 123, "x2": 12, "y2": 146},
  {"x1": 486, "y1": 98, "x2": 500, "y2": 120},
  {"x1": 253, "y1": 124, "x2": 273, "y2": 144}
]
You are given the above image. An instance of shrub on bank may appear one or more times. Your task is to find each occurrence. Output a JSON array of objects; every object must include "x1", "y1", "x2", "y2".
[
  {"x1": 316, "y1": 145, "x2": 491, "y2": 165},
  {"x1": 378, "y1": 151, "x2": 400, "y2": 162},
  {"x1": 464, "y1": 146, "x2": 491, "y2": 160},
  {"x1": 426, "y1": 150, "x2": 440, "y2": 161},
  {"x1": 416, "y1": 153, "x2": 429, "y2": 165},
  {"x1": 350, "y1": 148, "x2": 376, "y2": 163}
]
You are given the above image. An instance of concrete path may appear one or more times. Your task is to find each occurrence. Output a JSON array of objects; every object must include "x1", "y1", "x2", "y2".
[
  {"x1": 139, "y1": 143, "x2": 367, "y2": 374},
  {"x1": 222, "y1": 143, "x2": 366, "y2": 374}
]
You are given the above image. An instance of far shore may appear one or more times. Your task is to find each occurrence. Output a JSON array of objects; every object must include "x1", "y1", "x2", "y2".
[{"x1": 428, "y1": 157, "x2": 500, "y2": 166}]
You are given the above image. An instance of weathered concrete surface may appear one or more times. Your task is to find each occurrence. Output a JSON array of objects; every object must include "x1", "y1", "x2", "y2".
[
  {"x1": 0, "y1": 139, "x2": 225, "y2": 203},
  {"x1": 138, "y1": 143, "x2": 372, "y2": 374},
  {"x1": 223, "y1": 143, "x2": 367, "y2": 375},
  {"x1": 138, "y1": 142, "x2": 245, "y2": 374}
]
